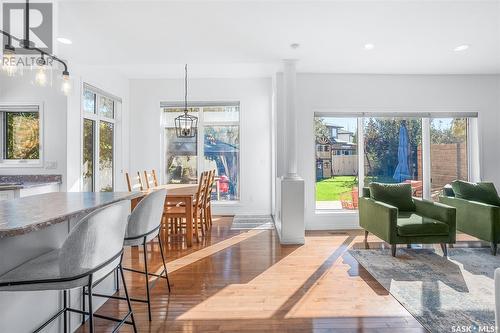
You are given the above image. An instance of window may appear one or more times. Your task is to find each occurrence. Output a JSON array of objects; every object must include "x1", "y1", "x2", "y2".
[
  {"x1": 0, "y1": 104, "x2": 41, "y2": 166},
  {"x1": 315, "y1": 116, "x2": 358, "y2": 210},
  {"x1": 314, "y1": 113, "x2": 477, "y2": 211},
  {"x1": 82, "y1": 84, "x2": 120, "y2": 192},
  {"x1": 430, "y1": 118, "x2": 468, "y2": 200},
  {"x1": 364, "y1": 117, "x2": 423, "y2": 197},
  {"x1": 163, "y1": 103, "x2": 240, "y2": 201}
]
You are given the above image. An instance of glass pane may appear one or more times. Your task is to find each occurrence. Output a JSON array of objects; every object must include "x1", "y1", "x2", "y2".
[
  {"x1": 430, "y1": 118, "x2": 468, "y2": 200},
  {"x1": 203, "y1": 105, "x2": 239, "y2": 123},
  {"x1": 204, "y1": 125, "x2": 240, "y2": 201},
  {"x1": 5, "y1": 112, "x2": 40, "y2": 160},
  {"x1": 314, "y1": 117, "x2": 358, "y2": 210},
  {"x1": 165, "y1": 128, "x2": 197, "y2": 184},
  {"x1": 83, "y1": 90, "x2": 96, "y2": 114},
  {"x1": 364, "y1": 118, "x2": 423, "y2": 197},
  {"x1": 99, "y1": 121, "x2": 114, "y2": 192},
  {"x1": 99, "y1": 96, "x2": 114, "y2": 118},
  {"x1": 82, "y1": 119, "x2": 94, "y2": 192}
]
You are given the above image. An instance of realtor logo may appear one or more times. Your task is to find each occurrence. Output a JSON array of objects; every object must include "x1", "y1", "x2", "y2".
[{"x1": 2, "y1": 2, "x2": 53, "y2": 54}]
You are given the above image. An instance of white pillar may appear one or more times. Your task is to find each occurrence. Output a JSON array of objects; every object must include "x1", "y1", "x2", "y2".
[
  {"x1": 276, "y1": 59, "x2": 304, "y2": 244},
  {"x1": 283, "y1": 59, "x2": 299, "y2": 179}
]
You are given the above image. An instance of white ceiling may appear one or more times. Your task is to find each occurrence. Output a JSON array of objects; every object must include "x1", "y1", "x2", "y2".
[{"x1": 55, "y1": 0, "x2": 500, "y2": 78}]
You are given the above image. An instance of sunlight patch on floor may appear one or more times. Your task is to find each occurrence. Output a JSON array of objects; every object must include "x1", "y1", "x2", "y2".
[
  {"x1": 153, "y1": 230, "x2": 266, "y2": 275},
  {"x1": 176, "y1": 235, "x2": 350, "y2": 320}
]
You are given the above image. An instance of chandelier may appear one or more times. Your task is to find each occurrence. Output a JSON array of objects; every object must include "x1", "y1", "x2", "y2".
[
  {"x1": 174, "y1": 64, "x2": 198, "y2": 138},
  {"x1": 1, "y1": 0, "x2": 71, "y2": 94}
]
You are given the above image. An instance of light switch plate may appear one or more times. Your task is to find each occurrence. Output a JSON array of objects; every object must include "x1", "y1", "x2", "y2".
[{"x1": 45, "y1": 161, "x2": 57, "y2": 169}]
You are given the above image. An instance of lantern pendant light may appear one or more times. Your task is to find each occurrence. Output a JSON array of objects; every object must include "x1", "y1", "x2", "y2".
[{"x1": 174, "y1": 64, "x2": 198, "y2": 138}]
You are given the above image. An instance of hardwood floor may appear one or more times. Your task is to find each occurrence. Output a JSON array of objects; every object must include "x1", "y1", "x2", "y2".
[{"x1": 78, "y1": 216, "x2": 431, "y2": 333}]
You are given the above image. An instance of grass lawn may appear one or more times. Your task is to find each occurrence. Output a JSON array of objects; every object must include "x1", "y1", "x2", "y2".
[{"x1": 316, "y1": 176, "x2": 357, "y2": 201}]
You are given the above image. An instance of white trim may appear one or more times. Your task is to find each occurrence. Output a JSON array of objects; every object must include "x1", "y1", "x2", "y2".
[
  {"x1": 0, "y1": 102, "x2": 44, "y2": 168},
  {"x1": 422, "y1": 118, "x2": 431, "y2": 199}
]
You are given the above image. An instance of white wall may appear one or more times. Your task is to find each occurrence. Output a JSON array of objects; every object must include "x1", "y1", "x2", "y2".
[
  {"x1": 276, "y1": 73, "x2": 500, "y2": 230},
  {"x1": 66, "y1": 65, "x2": 130, "y2": 192},
  {"x1": 0, "y1": 73, "x2": 68, "y2": 188},
  {"x1": 129, "y1": 77, "x2": 272, "y2": 215}
]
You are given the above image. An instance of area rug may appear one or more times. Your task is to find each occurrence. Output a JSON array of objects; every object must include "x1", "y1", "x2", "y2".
[
  {"x1": 349, "y1": 248, "x2": 500, "y2": 333},
  {"x1": 231, "y1": 215, "x2": 274, "y2": 230}
]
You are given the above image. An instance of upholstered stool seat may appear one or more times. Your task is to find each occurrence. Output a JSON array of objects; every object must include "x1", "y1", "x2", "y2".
[{"x1": 0, "y1": 249, "x2": 118, "y2": 292}]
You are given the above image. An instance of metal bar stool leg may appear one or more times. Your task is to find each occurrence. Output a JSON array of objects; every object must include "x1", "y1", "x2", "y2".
[
  {"x1": 87, "y1": 276, "x2": 94, "y2": 333},
  {"x1": 115, "y1": 267, "x2": 120, "y2": 292},
  {"x1": 81, "y1": 286, "x2": 86, "y2": 325},
  {"x1": 119, "y1": 263, "x2": 138, "y2": 333},
  {"x1": 158, "y1": 234, "x2": 171, "y2": 292},
  {"x1": 143, "y1": 240, "x2": 152, "y2": 321},
  {"x1": 63, "y1": 290, "x2": 67, "y2": 333}
]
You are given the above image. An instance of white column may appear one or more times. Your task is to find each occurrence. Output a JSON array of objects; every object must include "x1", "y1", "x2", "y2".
[
  {"x1": 276, "y1": 59, "x2": 304, "y2": 244},
  {"x1": 283, "y1": 59, "x2": 299, "y2": 179}
]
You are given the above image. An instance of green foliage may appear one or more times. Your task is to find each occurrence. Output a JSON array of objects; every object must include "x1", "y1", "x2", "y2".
[
  {"x1": 431, "y1": 118, "x2": 467, "y2": 144},
  {"x1": 6, "y1": 112, "x2": 39, "y2": 159},
  {"x1": 314, "y1": 118, "x2": 329, "y2": 139},
  {"x1": 364, "y1": 118, "x2": 421, "y2": 181}
]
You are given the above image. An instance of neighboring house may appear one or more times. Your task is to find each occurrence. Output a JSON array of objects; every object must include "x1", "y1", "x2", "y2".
[{"x1": 316, "y1": 124, "x2": 358, "y2": 180}]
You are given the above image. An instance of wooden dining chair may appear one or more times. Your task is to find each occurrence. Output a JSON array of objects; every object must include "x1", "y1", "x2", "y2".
[
  {"x1": 126, "y1": 171, "x2": 144, "y2": 192},
  {"x1": 164, "y1": 172, "x2": 208, "y2": 244},
  {"x1": 202, "y1": 170, "x2": 215, "y2": 231},
  {"x1": 143, "y1": 170, "x2": 158, "y2": 189}
]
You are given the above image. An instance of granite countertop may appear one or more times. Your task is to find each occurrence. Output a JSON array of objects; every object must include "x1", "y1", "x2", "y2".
[
  {"x1": 0, "y1": 192, "x2": 142, "y2": 239},
  {"x1": 0, "y1": 175, "x2": 62, "y2": 191}
]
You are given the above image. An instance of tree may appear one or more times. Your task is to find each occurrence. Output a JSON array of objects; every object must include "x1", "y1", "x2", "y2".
[
  {"x1": 364, "y1": 118, "x2": 422, "y2": 182},
  {"x1": 314, "y1": 118, "x2": 329, "y2": 139}
]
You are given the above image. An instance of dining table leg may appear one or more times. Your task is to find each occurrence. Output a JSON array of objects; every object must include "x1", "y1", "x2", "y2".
[{"x1": 186, "y1": 196, "x2": 193, "y2": 247}]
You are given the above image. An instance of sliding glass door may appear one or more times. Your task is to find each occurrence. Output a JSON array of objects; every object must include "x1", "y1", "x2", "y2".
[
  {"x1": 364, "y1": 117, "x2": 423, "y2": 197},
  {"x1": 314, "y1": 117, "x2": 358, "y2": 210},
  {"x1": 430, "y1": 118, "x2": 468, "y2": 200},
  {"x1": 314, "y1": 113, "x2": 475, "y2": 211}
]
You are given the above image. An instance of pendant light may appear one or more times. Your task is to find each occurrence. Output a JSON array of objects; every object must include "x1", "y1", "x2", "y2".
[
  {"x1": 1, "y1": 0, "x2": 71, "y2": 94},
  {"x1": 174, "y1": 64, "x2": 198, "y2": 138}
]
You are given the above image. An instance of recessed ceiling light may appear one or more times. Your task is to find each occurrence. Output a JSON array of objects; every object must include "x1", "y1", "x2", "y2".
[
  {"x1": 57, "y1": 37, "x2": 72, "y2": 45},
  {"x1": 454, "y1": 44, "x2": 469, "y2": 52},
  {"x1": 290, "y1": 43, "x2": 300, "y2": 50},
  {"x1": 364, "y1": 43, "x2": 375, "y2": 50}
]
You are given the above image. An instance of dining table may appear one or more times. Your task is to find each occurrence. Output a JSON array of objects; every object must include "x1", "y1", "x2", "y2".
[{"x1": 131, "y1": 183, "x2": 199, "y2": 247}]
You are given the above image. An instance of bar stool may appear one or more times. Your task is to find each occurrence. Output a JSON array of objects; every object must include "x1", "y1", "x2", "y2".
[
  {"x1": 0, "y1": 201, "x2": 136, "y2": 333},
  {"x1": 120, "y1": 189, "x2": 171, "y2": 321}
]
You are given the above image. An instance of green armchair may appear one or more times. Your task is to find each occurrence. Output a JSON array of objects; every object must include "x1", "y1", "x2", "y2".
[
  {"x1": 439, "y1": 180, "x2": 500, "y2": 255},
  {"x1": 359, "y1": 183, "x2": 456, "y2": 257}
]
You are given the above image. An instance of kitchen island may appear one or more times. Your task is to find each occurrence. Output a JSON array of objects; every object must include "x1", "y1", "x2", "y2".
[
  {"x1": 0, "y1": 192, "x2": 140, "y2": 333},
  {"x1": 0, "y1": 174, "x2": 63, "y2": 200}
]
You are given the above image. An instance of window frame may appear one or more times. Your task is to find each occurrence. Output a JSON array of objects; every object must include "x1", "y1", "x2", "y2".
[
  {"x1": 161, "y1": 102, "x2": 241, "y2": 203},
  {"x1": 314, "y1": 111, "x2": 479, "y2": 212},
  {"x1": 81, "y1": 84, "x2": 119, "y2": 192},
  {"x1": 0, "y1": 103, "x2": 43, "y2": 167}
]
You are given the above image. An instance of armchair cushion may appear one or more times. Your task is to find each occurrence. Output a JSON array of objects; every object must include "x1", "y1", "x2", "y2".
[
  {"x1": 451, "y1": 180, "x2": 500, "y2": 206},
  {"x1": 369, "y1": 182, "x2": 415, "y2": 211},
  {"x1": 397, "y1": 212, "x2": 450, "y2": 237}
]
